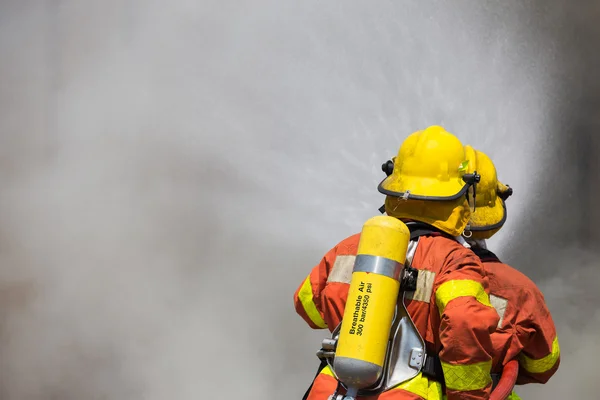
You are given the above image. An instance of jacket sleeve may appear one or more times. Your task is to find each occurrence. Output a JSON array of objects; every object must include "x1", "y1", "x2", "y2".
[
  {"x1": 293, "y1": 245, "x2": 337, "y2": 330},
  {"x1": 515, "y1": 288, "x2": 560, "y2": 384},
  {"x1": 434, "y1": 245, "x2": 500, "y2": 400}
]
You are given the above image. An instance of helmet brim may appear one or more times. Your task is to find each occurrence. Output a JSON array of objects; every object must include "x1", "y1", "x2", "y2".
[
  {"x1": 378, "y1": 175, "x2": 470, "y2": 201},
  {"x1": 469, "y1": 197, "x2": 507, "y2": 231}
]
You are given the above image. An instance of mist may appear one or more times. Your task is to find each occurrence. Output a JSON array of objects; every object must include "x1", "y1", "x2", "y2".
[{"x1": 0, "y1": 1, "x2": 598, "y2": 399}]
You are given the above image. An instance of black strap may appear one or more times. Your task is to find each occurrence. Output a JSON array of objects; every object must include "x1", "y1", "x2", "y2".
[
  {"x1": 421, "y1": 354, "x2": 445, "y2": 383},
  {"x1": 407, "y1": 222, "x2": 440, "y2": 239},
  {"x1": 471, "y1": 246, "x2": 502, "y2": 263},
  {"x1": 491, "y1": 373, "x2": 502, "y2": 391}
]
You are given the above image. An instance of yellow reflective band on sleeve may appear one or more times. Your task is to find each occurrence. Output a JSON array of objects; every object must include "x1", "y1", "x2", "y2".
[
  {"x1": 390, "y1": 372, "x2": 444, "y2": 399},
  {"x1": 320, "y1": 365, "x2": 335, "y2": 377},
  {"x1": 441, "y1": 360, "x2": 492, "y2": 391},
  {"x1": 298, "y1": 275, "x2": 327, "y2": 329},
  {"x1": 519, "y1": 335, "x2": 560, "y2": 374},
  {"x1": 435, "y1": 279, "x2": 492, "y2": 315}
]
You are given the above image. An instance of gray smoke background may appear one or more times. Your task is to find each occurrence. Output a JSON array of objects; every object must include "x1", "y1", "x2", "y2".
[{"x1": 0, "y1": 0, "x2": 598, "y2": 399}]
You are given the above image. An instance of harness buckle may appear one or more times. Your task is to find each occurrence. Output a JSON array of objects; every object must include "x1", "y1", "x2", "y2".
[
  {"x1": 400, "y1": 266, "x2": 418, "y2": 292},
  {"x1": 409, "y1": 348, "x2": 424, "y2": 369}
]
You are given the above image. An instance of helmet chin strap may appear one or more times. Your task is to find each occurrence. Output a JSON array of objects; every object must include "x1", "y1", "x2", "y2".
[
  {"x1": 462, "y1": 170, "x2": 480, "y2": 212},
  {"x1": 455, "y1": 235, "x2": 471, "y2": 248}
]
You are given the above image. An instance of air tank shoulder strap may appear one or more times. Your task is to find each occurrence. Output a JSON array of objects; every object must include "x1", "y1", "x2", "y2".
[{"x1": 406, "y1": 221, "x2": 449, "y2": 240}]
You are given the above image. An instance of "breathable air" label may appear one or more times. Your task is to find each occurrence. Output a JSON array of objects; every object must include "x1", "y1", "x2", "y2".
[{"x1": 336, "y1": 271, "x2": 400, "y2": 366}]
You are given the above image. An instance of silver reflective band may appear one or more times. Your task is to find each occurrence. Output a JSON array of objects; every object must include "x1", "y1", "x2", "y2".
[
  {"x1": 353, "y1": 254, "x2": 403, "y2": 280},
  {"x1": 489, "y1": 294, "x2": 508, "y2": 328},
  {"x1": 328, "y1": 255, "x2": 356, "y2": 284}
]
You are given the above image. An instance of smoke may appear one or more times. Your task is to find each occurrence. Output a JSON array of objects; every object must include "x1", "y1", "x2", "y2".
[
  {"x1": 0, "y1": 0, "x2": 597, "y2": 399},
  {"x1": 501, "y1": 3, "x2": 600, "y2": 397}
]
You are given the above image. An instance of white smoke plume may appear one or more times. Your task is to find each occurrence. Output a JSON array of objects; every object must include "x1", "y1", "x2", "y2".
[{"x1": 0, "y1": 1, "x2": 597, "y2": 399}]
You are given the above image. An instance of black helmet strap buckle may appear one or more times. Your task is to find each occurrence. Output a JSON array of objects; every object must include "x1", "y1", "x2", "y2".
[
  {"x1": 462, "y1": 171, "x2": 480, "y2": 212},
  {"x1": 498, "y1": 185, "x2": 513, "y2": 201},
  {"x1": 381, "y1": 159, "x2": 394, "y2": 176}
]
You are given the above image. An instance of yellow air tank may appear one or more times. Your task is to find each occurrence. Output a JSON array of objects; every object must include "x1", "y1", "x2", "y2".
[{"x1": 333, "y1": 215, "x2": 410, "y2": 399}]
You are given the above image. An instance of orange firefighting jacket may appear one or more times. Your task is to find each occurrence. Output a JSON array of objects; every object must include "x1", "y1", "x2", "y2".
[
  {"x1": 473, "y1": 247, "x2": 561, "y2": 386},
  {"x1": 294, "y1": 228, "x2": 500, "y2": 400}
]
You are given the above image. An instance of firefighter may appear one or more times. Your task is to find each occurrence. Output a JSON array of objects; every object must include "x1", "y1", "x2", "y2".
[
  {"x1": 462, "y1": 146, "x2": 560, "y2": 397},
  {"x1": 294, "y1": 126, "x2": 500, "y2": 399}
]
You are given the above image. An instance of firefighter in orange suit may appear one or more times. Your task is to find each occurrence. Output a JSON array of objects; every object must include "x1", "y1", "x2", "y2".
[
  {"x1": 462, "y1": 146, "x2": 560, "y2": 398},
  {"x1": 294, "y1": 126, "x2": 500, "y2": 399}
]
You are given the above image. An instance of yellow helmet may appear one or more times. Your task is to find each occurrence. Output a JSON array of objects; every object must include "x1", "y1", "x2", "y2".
[
  {"x1": 463, "y1": 145, "x2": 513, "y2": 239},
  {"x1": 378, "y1": 126, "x2": 479, "y2": 200},
  {"x1": 378, "y1": 126, "x2": 480, "y2": 237}
]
